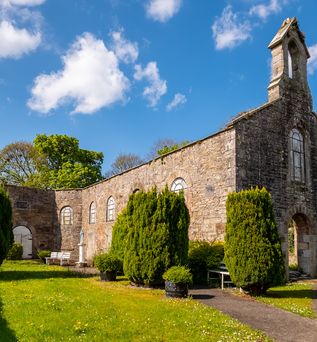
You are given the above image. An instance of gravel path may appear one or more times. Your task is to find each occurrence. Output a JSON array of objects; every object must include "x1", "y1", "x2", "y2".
[{"x1": 190, "y1": 284, "x2": 317, "y2": 342}]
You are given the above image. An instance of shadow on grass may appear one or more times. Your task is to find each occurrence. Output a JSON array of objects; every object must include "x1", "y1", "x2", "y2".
[
  {"x1": 0, "y1": 297, "x2": 17, "y2": 342},
  {"x1": 264, "y1": 288, "x2": 317, "y2": 299},
  {"x1": 0, "y1": 269, "x2": 95, "y2": 282}
]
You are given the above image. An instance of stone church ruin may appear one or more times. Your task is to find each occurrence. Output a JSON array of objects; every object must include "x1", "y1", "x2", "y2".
[{"x1": 6, "y1": 18, "x2": 317, "y2": 277}]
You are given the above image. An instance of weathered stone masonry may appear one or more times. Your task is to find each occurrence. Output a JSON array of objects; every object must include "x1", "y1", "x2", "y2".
[{"x1": 6, "y1": 18, "x2": 317, "y2": 277}]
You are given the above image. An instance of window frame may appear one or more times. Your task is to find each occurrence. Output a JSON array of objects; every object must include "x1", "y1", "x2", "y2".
[
  {"x1": 61, "y1": 206, "x2": 73, "y2": 225},
  {"x1": 107, "y1": 196, "x2": 115, "y2": 222},
  {"x1": 171, "y1": 177, "x2": 187, "y2": 193},
  {"x1": 89, "y1": 201, "x2": 97, "y2": 224},
  {"x1": 290, "y1": 128, "x2": 305, "y2": 183}
]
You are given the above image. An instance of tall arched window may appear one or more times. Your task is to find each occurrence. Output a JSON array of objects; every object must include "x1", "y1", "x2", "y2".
[
  {"x1": 171, "y1": 177, "x2": 187, "y2": 193},
  {"x1": 288, "y1": 41, "x2": 299, "y2": 80},
  {"x1": 61, "y1": 206, "x2": 73, "y2": 225},
  {"x1": 290, "y1": 129, "x2": 305, "y2": 183},
  {"x1": 107, "y1": 196, "x2": 115, "y2": 222},
  {"x1": 89, "y1": 202, "x2": 96, "y2": 224}
]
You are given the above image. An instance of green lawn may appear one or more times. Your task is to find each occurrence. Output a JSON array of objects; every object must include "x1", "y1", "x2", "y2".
[
  {"x1": 0, "y1": 261, "x2": 269, "y2": 342},
  {"x1": 255, "y1": 282, "x2": 315, "y2": 318}
]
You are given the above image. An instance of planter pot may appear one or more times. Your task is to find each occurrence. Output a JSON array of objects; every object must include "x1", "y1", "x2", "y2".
[
  {"x1": 165, "y1": 280, "x2": 188, "y2": 298},
  {"x1": 100, "y1": 271, "x2": 116, "y2": 281}
]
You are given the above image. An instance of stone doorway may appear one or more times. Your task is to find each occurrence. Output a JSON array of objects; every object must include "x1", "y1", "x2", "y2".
[
  {"x1": 287, "y1": 214, "x2": 311, "y2": 275},
  {"x1": 13, "y1": 226, "x2": 33, "y2": 259}
]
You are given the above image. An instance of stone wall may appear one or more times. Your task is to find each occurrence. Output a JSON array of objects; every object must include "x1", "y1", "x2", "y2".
[
  {"x1": 55, "y1": 189, "x2": 82, "y2": 261},
  {"x1": 6, "y1": 185, "x2": 57, "y2": 257},
  {"x1": 81, "y1": 128, "x2": 236, "y2": 261}
]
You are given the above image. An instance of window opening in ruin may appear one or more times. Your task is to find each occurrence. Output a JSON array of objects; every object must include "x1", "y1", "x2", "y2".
[
  {"x1": 89, "y1": 202, "x2": 96, "y2": 224},
  {"x1": 290, "y1": 129, "x2": 305, "y2": 183},
  {"x1": 288, "y1": 41, "x2": 299, "y2": 80},
  {"x1": 288, "y1": 50, "x2": 293, "y2": 79},
  {"x1": 171, "y1": 177, "x2": 187, "y2": 193},
  {"x1": 107, "y1": 196, "x2": 115, "y2": 222},
  {"x1": 61, "y1": 206, "x2": 73, "y2": 225}
]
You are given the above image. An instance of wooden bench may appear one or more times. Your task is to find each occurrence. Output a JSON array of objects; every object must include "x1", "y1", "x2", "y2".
[
  {"x1": 207, "y1": 263, "x2": 234, "y2": 290},
  {"x1": 46, "y1": 251, "x2": 71, "y2": 266}
]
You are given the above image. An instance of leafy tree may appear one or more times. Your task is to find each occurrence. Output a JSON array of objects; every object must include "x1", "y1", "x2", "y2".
[
  {"x1": 148, "y1": 139, "x2": 190, "y2": 159},
  {"x1": 106, "y1": 153, "x2": 143, "y2": 177},
  {"x1": 32, "y1": 134, "x2": 104, "y2": 189},
  {"x1": 224, "y1": 187, "x2": 285, "y2": 295},
  {"x1": 120, "y1": 187, "x2": 189, "y2": 286},
  {"x1": 0, "y1": 186, "x2": 13, "y2": 265},
  {"x1": 0, "y1": 142, "x2": 40, "y2": 186}
]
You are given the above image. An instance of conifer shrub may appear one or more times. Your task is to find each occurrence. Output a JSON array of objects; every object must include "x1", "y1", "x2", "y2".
[
  {"x1": 0, "y1": 186, "x2": 13, "y2": 265},
  {"x1": 6, "y1": 243, "x2": 23, "y2": 260},
  {"x1": 224, "y1": 187, "x2": 285, "y2": 295},
  {"x1": 188, "y1": 240, "x2": 224, "y2": 284},
  {"x1": 121, "y1": 187, "x2": 189, "y2": 286},
  {"x1": 110, "y1": 208, "x2": 129, "y2": 264},
  {"x1": 37, "y1": 250, "x2": 51, "y2": 263}
]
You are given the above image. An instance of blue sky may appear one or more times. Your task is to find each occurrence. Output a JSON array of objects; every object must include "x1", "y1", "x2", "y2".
[{"x1": 0, "y1": 0, "x2": 316, "y2": 172}]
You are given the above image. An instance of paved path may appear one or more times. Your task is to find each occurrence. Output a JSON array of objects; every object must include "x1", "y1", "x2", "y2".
[{"x1": 190, "y1": 283, "x2": 317, "y2": 342}]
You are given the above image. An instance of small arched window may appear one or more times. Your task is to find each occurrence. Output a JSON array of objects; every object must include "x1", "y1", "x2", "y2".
[
  {"x1": 290, "y1": 129, "x2": 305, "y2": 183},
  {"x1": 61, "y1": 206, "x2": 73, "y2": 225},
  {"x1": 171, "y1": 177, "x2": 187, "y2": 193},
  {"x1": 89, "y1": 202, "x2": 96, "y2": 224},
  {"x1": 107, "y1": 196, "x2": 115, "y2": 222}
]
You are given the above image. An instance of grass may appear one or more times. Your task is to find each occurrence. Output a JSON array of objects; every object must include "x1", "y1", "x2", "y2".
[
  {"x1": 0, "y1": 260, "x2": 270, "y2": 342},
  {"x1": 255, "y1": 283, "x2": 316, "y2": 318}
]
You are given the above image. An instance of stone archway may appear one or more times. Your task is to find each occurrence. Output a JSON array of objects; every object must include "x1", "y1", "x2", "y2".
[
  {"x1": 13, "y1": 226, "x2": 33, "y2": 259},
  {"x1": 287, "y1": 213, "x2": 312, "y2": 275}
]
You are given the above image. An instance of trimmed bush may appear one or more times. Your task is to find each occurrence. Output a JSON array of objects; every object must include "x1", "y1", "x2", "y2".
[
  {"x1": 6, "y1": 243, "x2": 23, "y2": 260},
  {"x1": 188, "y1": 240, "x2": 224, "y2": 285},
  {"x1": 225, "y1": 187, "x2": 285, "y2": 295},
  {"x1": 0, "y1": 186, "x2": 13, "y2": 265},
  {"x1": 38, "y1": 250, "x2": 51, "y2": 263},
  {"x1": 110, "y1": 208, "x2": 129, "y2": 264},
  {"x1": 163, "y1": 266, "x2": 193, "y2": 286},
  {"x1": 120, "y1": 187, "x2": 189, "y2": 286},
  {"x1": 93, "y1": 252, "x2": 122, "y2": 273}
]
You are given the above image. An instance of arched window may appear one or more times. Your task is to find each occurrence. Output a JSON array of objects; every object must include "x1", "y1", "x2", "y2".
[
  {"x1": 288, "y1": 41, "x2": 299, "y2": 80},
  {"x1": 61, "y1": 206, "x2": 73, "y2": 225},
  {"x1": 107, "y1": 196, "x2": 115, "y2": 222},
  {"x1": 89, "y1": 202, "x2": 96, "y2": 224},
  {"x1": 290, "y1": 129, "x2": 305, "y2": 183},
  {"x1": 171, "y1": 177, "x2": 187, "y2": 193}
]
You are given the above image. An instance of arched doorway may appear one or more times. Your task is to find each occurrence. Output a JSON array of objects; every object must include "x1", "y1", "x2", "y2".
[
  {"x1": 13, "y1": 226, "x2": 33, "y2": 259},
  {"x1": 287, "y1": 214, "x2": 311, "y2": 274}
]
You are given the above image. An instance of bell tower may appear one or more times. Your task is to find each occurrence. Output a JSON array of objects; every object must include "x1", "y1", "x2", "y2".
[{"x1": 268, "y1": 18, "x2": 312, "y2": 108}]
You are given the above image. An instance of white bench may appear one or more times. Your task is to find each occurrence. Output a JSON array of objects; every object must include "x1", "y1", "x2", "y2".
[{"x1": 46, "y1": 251, "x2": 71, "y2": 266}]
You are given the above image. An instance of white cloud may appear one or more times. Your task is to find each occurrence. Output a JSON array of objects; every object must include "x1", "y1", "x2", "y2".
[
  {"x1": 134, "y1": 61, "x2": 167, "y2": 107},
  {"x1": 249, "y1": 0, "x2": 286, "y2": 20},
  {"x1": 28, "y1": 33, "x2": 130, "y2": 115},
  {"x1": 0, "y1": 20, "x2": 41, "y2": 58},
  {"x1": 166, "y1": 93, "x2": 186, "y2": 111},
  {"x1": 110, "y1": 29, "x2": 138, "y2": 64},
  {"x1": 0, "y1": 0, "x2": 46, "y2": 7},
  {"x1": 0, "y1": 0, "x2": 44, "y2": 59},
  {"x1": 146, "y1": 0, "x2": 182, "y2": 23},
  {"x1": 308, "y1": 44, "x2": 317, "y2": 75},
  {"x1": 212, "y1": 6, "x2": 251, "y2": 50}
]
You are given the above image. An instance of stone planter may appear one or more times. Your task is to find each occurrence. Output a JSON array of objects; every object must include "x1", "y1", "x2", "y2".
[
  {"x1": 165, "y1": 280, "x2": 188, "y2": 298},
  {"x1": 100, "y1": 270, "x2": 116, "y2": 281}
]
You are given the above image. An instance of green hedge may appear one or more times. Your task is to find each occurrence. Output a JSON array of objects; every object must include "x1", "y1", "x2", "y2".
[
  {"x1": 0, "y1": 186, "x2": 13, "y2": 265},
  {"x1": 224, "y1": 187, "x2": 285, "y2": 295},
  {"x1": 6, "y1": 243, "x2": 23, "y2": 260},
  {"x1": 188, "y1": 240, "x2": 224, "y2": 284},
  {"x1": 113, "y1": 187, "x2": 189, "y2": 286}
]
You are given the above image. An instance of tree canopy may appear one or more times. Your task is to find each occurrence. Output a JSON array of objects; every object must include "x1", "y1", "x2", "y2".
[
  {"x1": 0, "y1": 134, "x2": 104, "y2": 189},
  {"x1": 106, "y1": 153, "x2": 143, "y2": 177}
]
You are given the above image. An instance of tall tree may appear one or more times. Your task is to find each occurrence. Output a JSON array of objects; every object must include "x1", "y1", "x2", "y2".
[
  {"x1": 106, "y1": 153, "x2": 143, "y2": 177},
  {"x1": 32, "y1": 134, "x2": 104, "y2": 189},
  {"x1": 0, "y1": 142, "x2": 40, "y2": 186}
]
